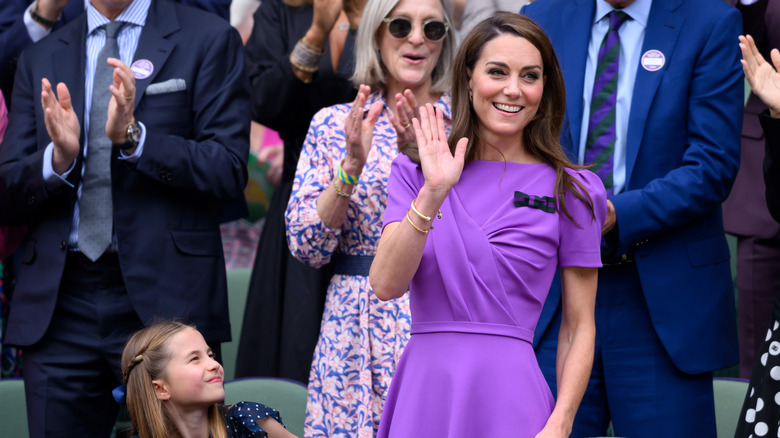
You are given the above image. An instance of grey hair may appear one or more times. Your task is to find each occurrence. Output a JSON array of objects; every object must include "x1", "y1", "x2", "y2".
[{"x1": 351, "y1": 0, "x2": 455, "y2": 93}]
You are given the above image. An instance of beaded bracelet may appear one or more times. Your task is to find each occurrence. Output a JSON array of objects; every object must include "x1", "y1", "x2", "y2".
[
  {"x1": 410, "y1": 199, "x2": 442, "y2": 229},
  {"x1": 338, "y1": 160, "x2": 360, "y2": 185},
  {"x1": 405, "y1": 210, "x2": 428, "y2": 235},
  {"x1": 332, "y1": 180, "x2": 352, "y2": 198},
  {"x1": 290, "y1": 37, "x2": 323, "y2": 75}
]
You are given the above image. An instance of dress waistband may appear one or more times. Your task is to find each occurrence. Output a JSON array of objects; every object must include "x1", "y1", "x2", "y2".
[
  {"x1": 411, "y1": 321, "x2": 534, "y2": 344},
  {"x1": 332, "y1": 254, "x2": 375, "y2": 277}
]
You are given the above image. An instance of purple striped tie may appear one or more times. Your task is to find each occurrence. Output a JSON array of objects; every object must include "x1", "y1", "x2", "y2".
[{"x1": 584, "y1": 10, "x2": 630, "y2": 196}]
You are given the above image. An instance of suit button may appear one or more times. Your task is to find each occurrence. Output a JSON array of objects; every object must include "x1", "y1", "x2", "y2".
[
  {"x1": 27, "y1": 195, "x2": 36, "y2": 205},
  {"x1": 60, "y1": 240, "x2": 67, "y2": 250}
]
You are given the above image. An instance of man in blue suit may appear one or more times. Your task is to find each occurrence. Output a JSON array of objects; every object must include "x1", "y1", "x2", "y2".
[
  {"x1": 0, "y1": 0, "x2": 249, "y2": 436},
  {"x1": 522, "y1": 0, "x2": 742, "y2": 435},
  {"x1": 0, "y1": 0, "x2": 231, "y2": 104}
]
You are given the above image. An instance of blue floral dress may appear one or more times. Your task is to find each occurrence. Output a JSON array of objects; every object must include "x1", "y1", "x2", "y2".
[{"x1": 286, "y1": 92, "x2": 451, "y2": 437}]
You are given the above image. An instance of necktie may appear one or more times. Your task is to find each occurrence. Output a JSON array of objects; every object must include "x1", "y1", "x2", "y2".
[
  {"x1": 79, "y1": 21, "x2": 124, "y2": 261},
  {"x1": 584, "y1": 10, "x2": 630, "y2": 196}
]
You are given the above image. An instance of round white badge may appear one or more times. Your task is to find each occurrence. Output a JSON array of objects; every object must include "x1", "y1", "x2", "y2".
[
  {"x1": 131, "y1": 59, "x2": 154, "y2": 79},
  {"x1": 641, "y1": 50, "x2": 665, "y2": 72}
]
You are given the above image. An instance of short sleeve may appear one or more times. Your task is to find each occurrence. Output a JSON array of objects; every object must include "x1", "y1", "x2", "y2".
[
  {"x1": 558, "y1": 169, "x2": 607, "y2": 268},
  {"x1": 225, "y1": 401, "x2": 285, "y2": 438},
  {"x1": 382, "y1": 154, "x2": 425, "y2": 230}
]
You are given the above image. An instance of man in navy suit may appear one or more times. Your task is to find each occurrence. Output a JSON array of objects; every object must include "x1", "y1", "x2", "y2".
[
  {"x1": 522, "y1": 0, "x2": 742, "y2": 435},
  {"x1": 0, "y1": 0, "x2": 249, "y2": 436},
  {"x1": 0, "y1": 0, "x2": 231, "y2": 104}
]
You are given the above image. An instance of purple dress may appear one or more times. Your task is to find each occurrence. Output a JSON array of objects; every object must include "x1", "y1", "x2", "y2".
[{"x1": 377, "y1": 154, "x2": 606, "y2": 437}]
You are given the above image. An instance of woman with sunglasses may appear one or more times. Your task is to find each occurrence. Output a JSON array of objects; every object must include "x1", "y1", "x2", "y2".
[
  {"x1": 371, "y1": 13, "x2": 605, "y2": 437},
  {"x1": 236, "y1": 0, "x2": 367, "y2": 385},
  {"x1": 284, "y1": 0, "x2": 455, "y2": 435}
]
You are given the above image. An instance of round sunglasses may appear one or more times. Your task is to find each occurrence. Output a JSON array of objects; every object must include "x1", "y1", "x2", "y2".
[{"x1": 382, "y1": 17, "x2": 449, "y2": 42}]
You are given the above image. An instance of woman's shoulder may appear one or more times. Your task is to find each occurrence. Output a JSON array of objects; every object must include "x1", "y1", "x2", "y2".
[{"x1": 564, "y1": 167, "x2": 607, "y2": 198}]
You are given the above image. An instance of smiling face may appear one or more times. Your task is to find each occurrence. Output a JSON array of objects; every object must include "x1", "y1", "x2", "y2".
[
  {"x1": 152, "y1": 328, "x2": 224, "y2": 411},
  {"x1": 377, "y1": 0, "x2": 446, "y2": 96},
  {"x1": 467, "y1": 34, "x2": 545, "y2": 153}
]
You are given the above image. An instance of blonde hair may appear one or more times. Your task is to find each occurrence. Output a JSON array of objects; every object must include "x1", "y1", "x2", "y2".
[
  {"x1": 121, "y1": 321, "x2": 227, "y2": 438},
  {"x1": 351, "y1": 0, "x2": 455, "y2": 93}
]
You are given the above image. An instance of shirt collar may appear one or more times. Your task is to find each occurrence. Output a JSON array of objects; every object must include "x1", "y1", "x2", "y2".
[
  {"x1": 86, "y1": 0, "x2": 150, "y2": 35},
  {"x1": 594, "y1": 0, "x2": 651, "y2": 29}
]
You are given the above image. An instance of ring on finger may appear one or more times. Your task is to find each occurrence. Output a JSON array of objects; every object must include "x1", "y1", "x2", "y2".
[
  {"x1": 123, "y1": 95, "x2": 132, "y2": 101},
  {"x1": 403, "y1": 121, "x2": 411, "y2": 129}
]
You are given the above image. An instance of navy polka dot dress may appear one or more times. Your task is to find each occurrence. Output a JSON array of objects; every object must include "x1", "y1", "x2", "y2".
[{"x1": 225, "y1": 401, "x2": 285, "y2": 438}]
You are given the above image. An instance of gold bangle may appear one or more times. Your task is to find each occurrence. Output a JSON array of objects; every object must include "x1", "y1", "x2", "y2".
[
  {"x1": 410, "y1": 199, "x2": 442, "y2": 229},
  {"x1": 333, "y1": 180, "x2": 352, "y2": 198},
  {"x1": 410, "y1": 199, "x2": 432, "y2": 221},
  {"x1": 405, "y1": 210, "x2": 429, "y2": 235},
  {"x1": 289, "y1": 54, "x2": 318, "y2": 73}
]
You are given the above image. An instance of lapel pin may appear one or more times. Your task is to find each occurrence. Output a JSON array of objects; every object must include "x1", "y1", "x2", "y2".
[
  {"x1": 130, "y1": 59, "x2": 154, "y2": 80},
  {"x1": 641, "y1": 50, "x2": 665, "y2": 72}
]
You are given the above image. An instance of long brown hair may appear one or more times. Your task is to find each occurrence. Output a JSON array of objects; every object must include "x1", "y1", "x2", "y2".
[
  {"x1": 447, "y1": 12, "x2": 594, "y2": 225},
  {"x1": 121, "y1": 321, "x2": 227, "y2": 438}
]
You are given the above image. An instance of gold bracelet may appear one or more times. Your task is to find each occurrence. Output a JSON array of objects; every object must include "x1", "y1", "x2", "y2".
[
  {"x1": 410, "y1": 199, "x2": 442, "y2": 229},
  {"x1": 410, "y1": 199, "x2": 432, "y2": 221},
  {"x1": 333, "y1": 180, "x2": 352, "y2": 198},
  {"x1": 405, "y1": 210, "x2": 429, "y2": 235},
  {"x1": 289, "y1": 54, "x2": 318, "y2": 73}
]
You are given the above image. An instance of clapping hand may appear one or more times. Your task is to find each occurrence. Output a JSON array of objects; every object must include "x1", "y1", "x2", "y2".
[
  {"x1": 343, "y1": 84, "x2": 383, "y2": 175},
  {"x1": 740, "y1": 34, "x2": 780, "y2": 118},
  {"x1": 388, "y1": 89, "x2": 420, "y2": 150},
  {"x1": 41, "y1": 78, "x2": 80, "y2": 174},
  {"x1": 106, "y1": 58, "x2": 137, "y2": 147},
  {"x1": 413, "y1": 103, "x2": 467, "y2": 198}
]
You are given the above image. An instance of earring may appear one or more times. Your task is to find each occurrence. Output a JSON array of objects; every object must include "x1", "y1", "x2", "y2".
[{"x1": 468, "y1": 93, "x2": 473, "y2": 103}]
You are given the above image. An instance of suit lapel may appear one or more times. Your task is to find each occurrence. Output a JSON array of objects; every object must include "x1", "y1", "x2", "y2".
[
  {"x1": 52, "y1": 14, "x2": 88, "y2": 132},
  {"x1": 560, "y1": 0, "x2": 595, "y2": 155},
  {"x1": 132, "y1": 0, "x2": 179, "y2": 109},
  {"x1": 625, "y1": 0, "x2": 682, "y2": 185}
]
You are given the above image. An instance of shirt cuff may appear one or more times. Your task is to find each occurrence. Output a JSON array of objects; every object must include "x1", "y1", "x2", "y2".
[
  {"x1": 24, "y1": 3, "x2": 52, "y2": 43},
  {"x1": 118, "y1": 121, "x2": 147, "y2": 162},
  {"x1": 43, "y1": 142, "x2": 75, "y2": 190}
]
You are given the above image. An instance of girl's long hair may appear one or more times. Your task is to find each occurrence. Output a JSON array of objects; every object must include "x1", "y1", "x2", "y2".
[{"x1": 121, "y1": 321, "x2": 227, "y2": 438}]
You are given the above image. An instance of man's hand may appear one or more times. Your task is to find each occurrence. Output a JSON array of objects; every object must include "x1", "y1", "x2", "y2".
[
  {"x1": 105, "y1": 58, "x2": 137, "y2": 149},
  {"x1": 41, "y1": 78, "x2": 80, "y2": 174},
  {"x1": 602, "y1": 199, "x2": 616, "y2": 235}
]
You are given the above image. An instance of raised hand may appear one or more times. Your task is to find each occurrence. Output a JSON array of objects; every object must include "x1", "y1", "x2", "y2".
[
  {"x1": 740, "y1": 34, "x2": 780, "y2": 118},
  {"x1": 343, "y1": 84, "x2": 382, "y2": 176},
  {"x1": 41, "y1": 78, "x2": 80, "y2": 174},
  {"x1": 413, "y1": 103, "x2": 467, "y2": 198},
  {"x1": 388, "y1": 89, "x2": 421, "y2": 151},
  {"x1": 106, "y1": 57, "x2": 137, "y2": 146},
  {"x1": 311, "y1": 0, "x2": 344, "y2": 40}
]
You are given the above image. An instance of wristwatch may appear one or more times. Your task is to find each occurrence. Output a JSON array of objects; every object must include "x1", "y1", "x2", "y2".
[{"x1": 119, "y1": 121, "x2": 142, "y2": 150}]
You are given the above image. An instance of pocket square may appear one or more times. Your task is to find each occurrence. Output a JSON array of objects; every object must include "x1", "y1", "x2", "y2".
[{"x1": 145, "y1": 78, "x2": 186, "y2": 95}]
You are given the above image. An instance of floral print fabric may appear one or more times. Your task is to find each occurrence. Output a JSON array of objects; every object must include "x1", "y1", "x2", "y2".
[{"x1": 286, "y1": 92, "x2": 451, "y2": 437}]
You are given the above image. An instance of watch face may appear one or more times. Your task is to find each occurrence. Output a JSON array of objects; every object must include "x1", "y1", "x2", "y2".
[{"x1": 127, "y1": 123, "x2": 141, "y2": 143}]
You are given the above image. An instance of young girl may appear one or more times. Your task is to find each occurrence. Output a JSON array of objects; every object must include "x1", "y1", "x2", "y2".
[{"x1": 120, "y1": 321, "x2": 297, "y2": 438}]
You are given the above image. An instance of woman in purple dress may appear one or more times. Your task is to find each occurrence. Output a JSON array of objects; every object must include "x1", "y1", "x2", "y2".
[{"x1": 370, "y1": 13, "x2": 606, "y2": 437}]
